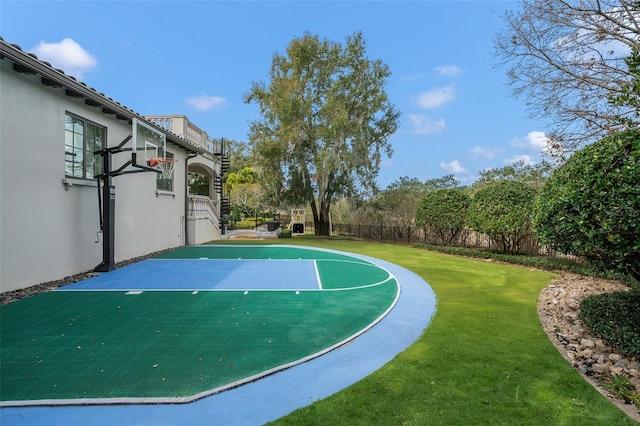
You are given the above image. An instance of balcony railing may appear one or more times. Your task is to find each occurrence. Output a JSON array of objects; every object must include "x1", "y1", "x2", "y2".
[
  {"x1": 187, "y1": 195, "x2": 220, "y2": 230},
  {"x1": 146, "y1": 115, "x2": 221, "y2": 154}
]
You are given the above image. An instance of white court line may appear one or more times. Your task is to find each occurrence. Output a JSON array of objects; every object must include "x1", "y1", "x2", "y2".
[{"x1": 314, "y1": 260, "x2": 322, "y2": 290}]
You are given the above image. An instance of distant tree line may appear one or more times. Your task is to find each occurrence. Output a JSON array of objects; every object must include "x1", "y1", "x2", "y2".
[{"x1": 195, "y1": 22, "x2": 639, "y2": 285}]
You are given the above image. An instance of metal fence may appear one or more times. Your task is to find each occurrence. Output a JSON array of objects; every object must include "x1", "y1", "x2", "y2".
[{"x1": 305, "y1": 222, "x2": 559, "y2": 256}]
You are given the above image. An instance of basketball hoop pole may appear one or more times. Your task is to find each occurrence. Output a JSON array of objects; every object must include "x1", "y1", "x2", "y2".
[
  {"x1": 94, "y1": 143, "x2": 117, "y2": 272},
  {"x1": 93, "y1": 134, "x2": 162, "y2": 272}
]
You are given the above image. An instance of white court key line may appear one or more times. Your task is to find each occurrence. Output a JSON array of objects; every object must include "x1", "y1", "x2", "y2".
[{"x1": 314, "y1": 260, "x2": 323, "y2": 290}]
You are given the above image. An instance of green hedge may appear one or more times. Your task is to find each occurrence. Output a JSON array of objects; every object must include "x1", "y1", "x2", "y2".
[
  {"x1": 467, "y1": 180, "x2": 537, "y2": 254},
  {"x1": 234, "y1": 217, "x2": 275, "y2": 229},
  {"x1": 581, "y1": 290, "x2": 640, "y2": 358},
  {"x1": 414, "y1": 243, "x2": 639, "y2": 284},
  {"x1": 235, "y1": 220, "x2": 257, "y2": 229},
  {"x1": 533, "y1": 129, "x2": 640, "y2": 281}
]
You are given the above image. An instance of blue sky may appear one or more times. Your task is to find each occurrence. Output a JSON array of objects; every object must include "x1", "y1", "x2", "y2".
[{"x1": 1, "y1": 0, "x2": 550, "y2": 188}]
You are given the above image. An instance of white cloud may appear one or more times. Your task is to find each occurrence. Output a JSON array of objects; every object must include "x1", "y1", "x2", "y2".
[
  {"x1": 30, "y1": 38, "x2": 97, "y2": 79},
  {"x1": 416, "y1": 85, "x2": 455, "y2": 109},
  {"x1": 440, "y1": 160, "x2": 467, "y2": 174},
  {"x1": 400, "y1": 73, "x2": 425, "y2": 81},
  {"x1": 434, "y1": 65, "x2": 462, "y2": 76},
  {"x1": 503, "y1": 154, "x2": 534, "y2": 165},
  {"x1": 511, "y1": 130, "x2": 549, "y2": 152},
  {"x1": 186, "y1": 95, "x2": 228, "y2": 111},
  {"x1": 408, "y1": 114, "x2": 446, "y2": 134},
  {"x1": 469, "y1": 146, "x2": 497, "y2": 160}
]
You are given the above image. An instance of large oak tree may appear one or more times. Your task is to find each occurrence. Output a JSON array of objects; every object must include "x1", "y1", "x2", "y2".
[{"x1": 244, "y1": 32, "x2": 400, "y2": 235}]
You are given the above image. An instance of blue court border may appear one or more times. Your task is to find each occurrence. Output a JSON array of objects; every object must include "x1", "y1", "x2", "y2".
[{"x1": 0, "y1": 246, "x2": 437, "y2": 426}]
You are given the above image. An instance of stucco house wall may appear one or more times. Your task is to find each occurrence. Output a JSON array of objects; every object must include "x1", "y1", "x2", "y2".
[{"x1": 0, "y1": 41, "x2": 207, "y2": 293}]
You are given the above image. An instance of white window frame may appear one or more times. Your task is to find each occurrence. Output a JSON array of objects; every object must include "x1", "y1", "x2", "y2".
[{"x1": 64, "y1": 112, "x2": 105, "y2": 180}]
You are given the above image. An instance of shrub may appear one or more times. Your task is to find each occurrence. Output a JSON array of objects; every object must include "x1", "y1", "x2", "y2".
[
  {"x1": 533, "y1": 130, "x2": 640, "y2": 281},
  {"x1": 279, "y1": 229, "x2": 293, "y2": 238},
  {"x1": 581, "y1": 290, "x2": 640, "y2": 358},
  {"x1": 467, "y1": 180, "x2": 537, "y2": 254},
  {"x1": 234, "y1": 217, "x2": 274, "y2": 229},
  {"x1": 235, "y1": 220, "x2": 258, "y2": 229},
  {"x1": 415, "y1": 188, "x2": 470, "y2": 246}
]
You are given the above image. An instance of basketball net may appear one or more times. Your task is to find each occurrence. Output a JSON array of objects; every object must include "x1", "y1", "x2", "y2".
[{"x1": 148, "y1": 157, "x2": 178, "y2": 179}]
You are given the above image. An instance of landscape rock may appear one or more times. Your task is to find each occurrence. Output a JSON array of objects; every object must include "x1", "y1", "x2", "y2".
[
  {"x1": 538, "y1": 273, "x2": 639, "y2": 421},
  {"x1": 592, "y1": 363, "x2": 609, "y2": 374},
  {"x1": 609, "y1": 354, "x2": 623, "y2": 363},
  {"x1": 581, "y1": 338, "x2": 596, "y2": 348}
]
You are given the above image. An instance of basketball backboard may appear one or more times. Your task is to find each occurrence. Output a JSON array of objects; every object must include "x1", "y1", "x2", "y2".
[{"x1": 132, "y1": 118, "x2": 166, "y2": 166}]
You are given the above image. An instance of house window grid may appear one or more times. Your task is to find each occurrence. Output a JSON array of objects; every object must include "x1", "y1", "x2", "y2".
[{"x1": 65, "y1": 113, "x2": 105, "y2": 179}]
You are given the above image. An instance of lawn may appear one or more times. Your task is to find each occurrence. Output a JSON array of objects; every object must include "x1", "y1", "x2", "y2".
[{"x1": 218, "y1": 239, "x2": 636, "y2": 425}]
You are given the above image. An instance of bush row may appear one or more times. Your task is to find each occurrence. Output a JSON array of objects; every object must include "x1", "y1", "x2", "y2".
[
  {"x1": 232, "y1": 217, "x2": 275, "y2": 229},
  {"x1": 414, "y1": 243, "x2": 639, "y2": 286}
]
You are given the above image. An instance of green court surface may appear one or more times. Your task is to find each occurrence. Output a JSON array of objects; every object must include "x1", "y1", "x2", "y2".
[{"x1": 0, "y1": 245, "x2": 398, "y2": 406}]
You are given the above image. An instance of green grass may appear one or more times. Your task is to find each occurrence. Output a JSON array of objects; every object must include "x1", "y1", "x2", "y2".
[{"x1": 214, "y1": 239, "x2": 636, "y2": 425}]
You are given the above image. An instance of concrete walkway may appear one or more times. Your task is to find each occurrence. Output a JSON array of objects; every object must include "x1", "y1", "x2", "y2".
[{"x1": 0, "y1": 249, "x2": 436, "y2": 426}]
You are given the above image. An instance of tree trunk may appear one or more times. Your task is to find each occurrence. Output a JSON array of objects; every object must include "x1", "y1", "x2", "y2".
[
  {"x1": 313, "y1": 201, "x2": 331, "y2": 236},
  {"x1": 314, "y1": 217, "x2": 331, "y2": 235}
]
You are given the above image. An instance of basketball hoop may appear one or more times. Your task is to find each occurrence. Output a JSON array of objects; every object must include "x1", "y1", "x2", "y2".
[{"x1": 148, "y1": 157, "x2": 178, "y2": 179}]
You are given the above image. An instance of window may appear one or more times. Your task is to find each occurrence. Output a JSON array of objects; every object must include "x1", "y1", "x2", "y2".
[
  {"x1": 156, "y1": 151, "x2": 175, "y2": 191},
  {"x1": 65, "y1": 113, "x2": 104, "y2": 179}
]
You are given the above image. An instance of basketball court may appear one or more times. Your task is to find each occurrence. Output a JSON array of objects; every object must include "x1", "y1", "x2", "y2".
[{"x1": 0, "y1": 245, "x2": 436, "y2": 425}]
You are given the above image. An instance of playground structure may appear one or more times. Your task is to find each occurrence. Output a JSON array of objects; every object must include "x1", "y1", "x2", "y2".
[{"x1": 290, "y1": 208, "x2": 305, "y2": 234}]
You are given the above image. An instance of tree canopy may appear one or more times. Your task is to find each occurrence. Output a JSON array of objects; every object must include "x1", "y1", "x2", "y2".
[
  {"x1": 244, "y1": 31, "x2": 400, "y2": 235},
  {"x1": 494, "y1": 0, "x2": 640, "y2": 157},
  {"x1": 226, "y1": 167, "x2": 258, "y2": 188},
  {"x1": 423, "y1": 174, "x2": 460, "y2": 192},
  {"x1": 472, "y1": 160, "x2": 555, "y2": 192},
  {"x1": 226, "y1": 167, "x2": 264, "y2": 219},
  {"x1": 373, "y1": 177, "x2": 430, "y2": 227},
  {"x1": 222, "y1": 139, "x2": 252, "y2": 176}
]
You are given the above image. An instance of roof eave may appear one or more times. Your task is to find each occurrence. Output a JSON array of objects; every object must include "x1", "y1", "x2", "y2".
[{"x1": 0, "y1": 38, "x2": 203, "y2": 156}]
